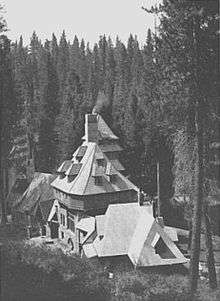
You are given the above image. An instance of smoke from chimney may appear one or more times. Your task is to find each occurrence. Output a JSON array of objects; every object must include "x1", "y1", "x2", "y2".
[{"x1": 92, "y1": 91, "x2": 110, "y2": 115}]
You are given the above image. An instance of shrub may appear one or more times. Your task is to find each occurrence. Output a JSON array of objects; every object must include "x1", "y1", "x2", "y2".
[
  {"x1": 1, "y1": 241, "x2": 219, "y2": 301},
  {"x1": 1, "y1": 240, "x2": 110, "y2": 301},
  {"x1": 112, "y1": 271, "x2": 190, "y2": 301}
]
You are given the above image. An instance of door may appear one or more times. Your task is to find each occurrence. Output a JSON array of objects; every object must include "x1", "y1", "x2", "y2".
[{"x1": 50, "y1": 221, "x2": 59, "y2": 239}]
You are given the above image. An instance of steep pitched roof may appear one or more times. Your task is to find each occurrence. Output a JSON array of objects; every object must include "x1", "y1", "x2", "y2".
[
  {"x1": 39, "y1": 199, "x2": 55, "y2": 221},
  {"x1": 51, "y1": 142, "x2": 138, "y2": 196},
  {"x1": 14, "y1": 172, "x2": 56, "y2": 215},
  {"x1": 6, "y1": 177, "x2": 28, "y2": 208},
  {"x1": 82, "y1": 114, "x2": 118, "y2": 141},
  {"x1": 94, "y1": 203, "x2": 153, "y2": 257}
]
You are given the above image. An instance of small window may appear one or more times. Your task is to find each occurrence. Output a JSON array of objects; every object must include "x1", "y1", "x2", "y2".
[
  {"x1": 60, "y1": 213, "x2": 65, "y2": 226},
  {"x1": 97, "y1": 158, "x2": 105, "y2": 167},
  {"x1": 61, "y1": 231, "x2": 64, "y2": 239},
  {"x1": 99, "y1": 235, "x2": 104, "y2": 240},
  {"x1": 95, "y1": 176, "x2": 102, "y2": 186},
  {"x1": 109, "y1": 175, "x2": 117, "y2": 183},
  {"x1": 68, "y1": 217, "x2": 75, "y2": 232}
]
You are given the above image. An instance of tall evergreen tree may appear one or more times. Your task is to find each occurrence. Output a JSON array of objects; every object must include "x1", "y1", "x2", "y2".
[
  {"x1": 55, "y1": 69, "x2": 84, "y2": 163},
  {"x1": 0, "y1": 13, "x2": 15, "y2": 222},
  {"x1": 144, "y1": 0, "x2": 219, "y2": 293},
  {"x1": 37, "y1": 48, "x2": 59, "y2": 172}
]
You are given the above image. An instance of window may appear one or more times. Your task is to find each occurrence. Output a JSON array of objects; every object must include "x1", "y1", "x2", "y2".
[
  {"x1": 95, "y1": 176, "x2": 102, "y2": 186},
  {"x1": 68, "y1": 216, "x2": 75, "y2": 232},
  {"x1": 60, "y1": 213, "x2": 66, "y2": 226},
  {"x1": 109, "y1": 175, "x2": 117, "y2": 183},
  {"x1": 61, "y1": 231, "x2": 64, "y2": 239},
  {"x1": 97, "y1": 158, "x2": 105, "y2": 167}
]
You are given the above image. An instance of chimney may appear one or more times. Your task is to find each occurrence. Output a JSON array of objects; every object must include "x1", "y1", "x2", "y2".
[{"x1": 85, "y1": 114, "x2": 98, "y2": 143}]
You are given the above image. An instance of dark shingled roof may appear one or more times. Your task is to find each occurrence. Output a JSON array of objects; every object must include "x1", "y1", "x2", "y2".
[
  {"x1": 5, "y1": 178, "x2": 29, "y2": 208},
  {"x1": 39, "y1": 199, "x2": 55, "y2": 221},
  {"x1": 14, "y1": 172, "x2": 56, "y2": 215}
]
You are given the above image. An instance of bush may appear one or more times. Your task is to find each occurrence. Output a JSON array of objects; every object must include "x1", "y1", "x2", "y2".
[
  {"x1": 112, "y1": 271, "x2": 191, "y2": 301},
  {"x1": 195, "y1": 282, "x2": 220, "y2": 301},
  {"x1": 1, "y1": 240, "x2": 110, "y2": 301},
  {"x1": 1, "y1": 241, "x2": 219, "y2": 301}
]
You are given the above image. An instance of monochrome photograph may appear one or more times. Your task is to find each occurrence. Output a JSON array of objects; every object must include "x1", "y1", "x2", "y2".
[{"x1": 0, "y1": 1, "x2": 219, "y2": 300}]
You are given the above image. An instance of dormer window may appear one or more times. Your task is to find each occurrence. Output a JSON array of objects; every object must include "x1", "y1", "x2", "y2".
[
  {"x1": 97, "y1": 158, "x2": 105, "y2": 167},
  {"x1": 105, "y1": 162, "x2": 117, "y2": 183},
  {"x1": 108, "y1": 174, "x2": 117, "y2": 183},
  {"x1": 95, "y1": 176, "x2": 102, "y2": 186}
]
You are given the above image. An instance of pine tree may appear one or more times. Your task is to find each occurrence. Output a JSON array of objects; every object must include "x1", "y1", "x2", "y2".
[
  {"x1": 57, "y1": 30, "x2": 69, "y2": 89},
  {"x1": 0, "y1": 29, "x2": 15, "y2": 223},
  {"x1": 144, "y1": 0, "x2": 218, "y2": 293},
  {"x1": 37, "y1": 48, "x2": 59, "y2": 172},
  {"x1": 55, "y1": 69, "x2": 85, "y2": 163}
]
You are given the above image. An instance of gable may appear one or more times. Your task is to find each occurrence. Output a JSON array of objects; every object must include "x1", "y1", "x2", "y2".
[{"x1": 128, "y1": 220, "x2": 187, "y2": 267}]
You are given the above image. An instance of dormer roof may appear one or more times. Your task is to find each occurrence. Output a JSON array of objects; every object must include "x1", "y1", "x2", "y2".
[{"x1": 57, "y1": 160, "x2": 72, "y2": 173}]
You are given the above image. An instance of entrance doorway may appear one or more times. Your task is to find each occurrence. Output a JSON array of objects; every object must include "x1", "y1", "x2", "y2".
[{"x1": 50, "y1": 221, "x2": 59, "y2": 239}]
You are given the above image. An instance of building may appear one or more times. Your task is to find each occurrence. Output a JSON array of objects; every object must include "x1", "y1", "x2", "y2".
[
  {"x1": 50, "y1": 113, "x2": 141, "y2": 251},
  {"x1": 12, "y1": 172, "x2": 56, "y2": 237},
  {"x1": 76, "y1": 203, "x2": 187, "y2": 268}
]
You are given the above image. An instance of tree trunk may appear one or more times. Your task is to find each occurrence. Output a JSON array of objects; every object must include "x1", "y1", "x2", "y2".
[
  {"x1": 189, "y1": 6, "x2": 205, "y2": 295},
  {"x1": 189, "y1": 115, "x2": 204, "y2": 294},
  {"x1": 203, "y1": 201, "x2": 217, "y2": 289},
  {"x1": 0, "y1": 164, "x2": 8, "y2": 224}
]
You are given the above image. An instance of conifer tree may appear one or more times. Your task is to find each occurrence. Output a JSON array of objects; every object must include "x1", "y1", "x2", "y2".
[
  {"x1": 37, "y1": 48, "x2": 59, "y2": 172},
  {"x1": 144, "y1": 0, "x2": 218, "y2": 293},
  {"x1": 0, "y1": 17, "x2": 15, "y2": 222}
]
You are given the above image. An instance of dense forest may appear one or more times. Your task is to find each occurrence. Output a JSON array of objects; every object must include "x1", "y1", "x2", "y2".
[
  {"x1": 1, "y1": 1, "x2": 219, "y2": 217},
  {"x1": 0, "y1": 0, "x2": 219, "y2": 294}
]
